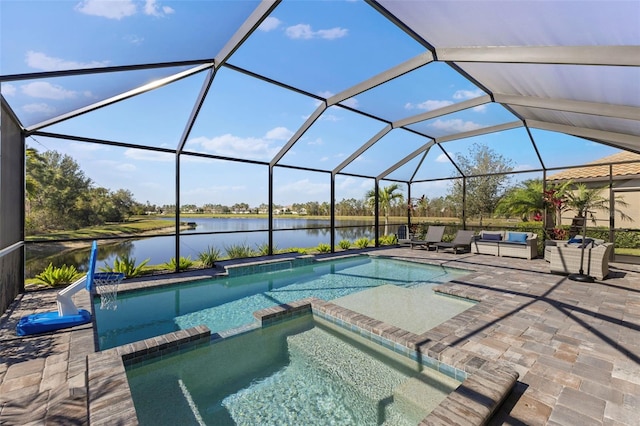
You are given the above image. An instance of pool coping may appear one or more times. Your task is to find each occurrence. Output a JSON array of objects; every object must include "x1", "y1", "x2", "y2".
[{"x1": 87, "y1": 297, "x2": 518, "y2": 425}]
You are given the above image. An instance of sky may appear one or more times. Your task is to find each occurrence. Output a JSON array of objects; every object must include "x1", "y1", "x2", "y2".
[{"x1": 1, "y1": 0, "x2": 622, "y2": 208}]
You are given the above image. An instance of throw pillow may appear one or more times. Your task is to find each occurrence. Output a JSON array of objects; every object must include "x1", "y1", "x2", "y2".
[
  {"x1": 482, "y1": 233, "x2": 502, "y2": 241},
  {"x1": 507, "y1": 232, "x2": 528, "y2": 243}
]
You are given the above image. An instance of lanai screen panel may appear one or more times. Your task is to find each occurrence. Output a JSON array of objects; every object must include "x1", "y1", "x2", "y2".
[
  {"x1": 457, "y1": 63, "x2": 640, "y2": 108},
  {"x1": 185, "y1": 68, "x2": 316, "y2": 162},
  {"x1": 406, "y1": 103, "x2": 519, "y2": 139},
  {"x1": 516, "y1": 107, "x2": 640, "y2": 140},
  {"x1": 340, "y1": 62, "x2": 481, "y2": 123},
  {"x1": 377, "y1": 1, "x2": 638, "y2": 47},
  {"x1": 44, "y1": 70, "x2": 207, "y2": 148},
  {"x1": 531, "y1": 130, "x2": 622, "y2": 170},
  {"x1": 437, "y1": 128, "x2": 542, "y2": 177},
  {"x1": 0, "y1": 1, "x2": 257, "y2": 75},
  {"x1": 228, "y1": 0, "x2": 425, "y2": 96},
  {"x1": 277, "y1": 106, "x2": 387, "y2": 171},
  {"x1": 2, "y1": 66, "x2": 202, "y2": 129},
  {"x1": 340, "y1": 128, "x2": 430, "y2": 178},
  {"x1": 409, "y1": 144, "x2": 460, "y2": 182}
]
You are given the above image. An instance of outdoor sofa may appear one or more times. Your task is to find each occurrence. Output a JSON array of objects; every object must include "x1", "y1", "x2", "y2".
[
  {"x1": 472, "y1": 230, "x2": 538, "y2": 260},
  {"x1": 546, "y1": 237, "x2": 614, "y2": 280}
]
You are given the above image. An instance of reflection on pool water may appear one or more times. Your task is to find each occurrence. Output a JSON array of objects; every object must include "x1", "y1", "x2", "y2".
[
  {"x1": 95, "y1": 256, "x2": 472, "y2": 350},
  {"x1": 126, "y1": 315, "x2": 462, "y2": 426}
]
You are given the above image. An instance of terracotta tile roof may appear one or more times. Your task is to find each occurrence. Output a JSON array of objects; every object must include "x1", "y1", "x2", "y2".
[{"x1": 547, "y1": 151, "x2": 640, "y2": 181}]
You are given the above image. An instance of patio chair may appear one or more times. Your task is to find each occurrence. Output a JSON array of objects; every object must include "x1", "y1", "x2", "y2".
[
  {"x1": 396, "y1": 225, "x2": 412, "y2": 246},
  {"x1": 435, "y1": 230, "x2": 476, "y2": 254},
  {"x1": 410, "y1": 225, "x2": 445, "y2": 250}
]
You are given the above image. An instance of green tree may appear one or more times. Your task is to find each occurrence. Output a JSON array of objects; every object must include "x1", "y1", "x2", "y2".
[
  {"x1": 449, "y1": 143, "x2": 513, "y2": 226},
  {"x1": 366, "y1": 183, "x2": 405, "y2": 235},
  {"x1": 26, "y1": 149, "x2": 94, "y2": 232}
]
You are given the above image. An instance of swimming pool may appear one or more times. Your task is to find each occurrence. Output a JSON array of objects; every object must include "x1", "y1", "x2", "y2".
[
  {"x1": 95, "y1": 255, "x2": 472, "y2": 350},
  {"x1": 126, "y1": 314, "x2": 462, "y2": 426}
]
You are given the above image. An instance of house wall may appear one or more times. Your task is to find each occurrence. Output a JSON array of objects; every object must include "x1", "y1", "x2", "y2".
[{"x1": 559, "y1": 178, "x2": 640, "y2": 230}]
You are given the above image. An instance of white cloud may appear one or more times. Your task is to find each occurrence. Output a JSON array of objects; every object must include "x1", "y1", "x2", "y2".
[
  {"x1": 453, "y1": 88, "x2": 484, "y2": 100},
  {"x1": 189, "y1": 134, "x2": 281, "y2": 160},
  {"x1": 75, "y1": 0, "x2": 172, "y2": 19},
  {"x1": 429, "y1": 118, "x2": 482, "y2": 133},
  {"x1": 472, "y1": 104, "x2": 487, "y2": 113},
  {"x1": 124, "y1": 149, "x2": 173, "y2": 162},
  {"x1": 275, "y1": 179, "x2": 329, "y2": 197},
  {"x1": 307, "y1": 137, "x2": 323, "y2": 146},
  {"x1": 265, "y1": 126, "x2": 293, "y2": 141},
  {"x1": 144, "y1": 0, "x2": 174, "y2": 17},
  {"x1": 22, "y1": 103, "x2": 56, "y2": 114},
  {"x1": 26, "y1": 51, "x2": 109, "y2": 71},
  {"x1": 259, "y1": 17, "x2": 281, "y2": 32},
  {"x1": 286, "y1": 24, "x2": 348, "y2": 40},
  {"x1": 124, "y1": 34, "x2": 144, "y2": 45},
  {"x1": 514, "y1": 164, "x2": 534, "y2": 172},
  {"x1": 341, "y1": 97, "x2": 359, "y2": 108},
  {"x1": 116, "y1": 163, "x2": 137, "y2": 172},
  {"x1": 405, "y1": 99, "x2": 454, "y2": 111},
  {"x1": 319, "y1": 156, "x2": 329, "y2": 162},
  {"x1": 21, "y1": 82, "x2": 78, "y2": 100},
  {"x1": 320, "y1": 114, "x2": 341, "y2": 122},
  {"x1": 1, "y1": 83, "x2": 16, "y2": 96},
  {"x1": 317, "y1": 27, "x2": 348, "y2": 40},
  {"x1": 70, "y1": 142, "x2": 105, "y2": 153},
  {"x1": 317, "y1": 90, "x2": 334, "y2": 98},
  {"x1": 436, "y1": 153, "x2": 449, "y2": 163},
  {"x1": 75, "y1": 0, "x2": 137, "y2": 19}
]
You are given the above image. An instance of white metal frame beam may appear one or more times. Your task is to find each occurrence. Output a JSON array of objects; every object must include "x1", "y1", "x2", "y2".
[{"x1": 437, "y1": 46, "x2": 640, "y2": 67}]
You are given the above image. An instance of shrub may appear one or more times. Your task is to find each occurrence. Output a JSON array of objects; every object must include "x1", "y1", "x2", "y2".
[
  {"x1": 338, "y1": 239, "x2": 351, "y2": 250},
  {"x1": 379, "y1": 235, "x2": 397, "y2": 245},
  {"x1": 256, "y1": 242, "x2": 278, "y2": 256},
  {"x1": 163, "y1": 256, "x2": 194, "y2": 270},
  {"x1": 100, "y1": 255, "x2": 149, "y2": 278},
  {"x1": 35, "y1": 263, "x2": 82, "y2": 287},
  {"x1": 316, "y1": 243, "x2": 331, "y2": 253},
  {"x1": 355, "y1": 237, "x2": 370, "y2": 249},
  {"x1": 197, "y1": 246, "x2": 221, "y2": 268},
  {"x1": 224, "y1": 242, "x2": 255, "y2": 258}
]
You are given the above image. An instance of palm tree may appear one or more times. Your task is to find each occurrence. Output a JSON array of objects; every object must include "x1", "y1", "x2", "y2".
[
  {"x1": 366, "y1": 183, "x2": 404, "y2": 236},
  {"x1": 564, "y1": 183, "x2": 632, "y2": 223},
  {"x1": 495, "y1": 179, "x2": 546, "y2": 221}
]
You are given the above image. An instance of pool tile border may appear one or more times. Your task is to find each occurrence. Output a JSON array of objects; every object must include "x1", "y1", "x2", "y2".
[
  {"x1": 87, "y1": 296, "x2": 518, "y2": 425},
  {"x1": 253, "y1": 298, "x2": 519, "y2": 425},
  {"x1": 86, "y1": 325, "x2": 210, "y2": 425}
]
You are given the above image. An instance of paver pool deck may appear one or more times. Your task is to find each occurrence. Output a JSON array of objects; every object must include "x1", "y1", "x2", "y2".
[{"x1": 1, "y1": 248, "x2": 639, "y2": 425}]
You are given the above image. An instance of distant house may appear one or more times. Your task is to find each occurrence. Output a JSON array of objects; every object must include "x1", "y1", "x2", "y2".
[{"x1": 547, "y1": 151, "x2": 640, "y2": 228}]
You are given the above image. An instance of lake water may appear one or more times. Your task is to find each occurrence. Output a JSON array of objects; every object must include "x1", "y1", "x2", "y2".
[{"x1": 26, "y1": 217, "x2": 403, "y2": 277}]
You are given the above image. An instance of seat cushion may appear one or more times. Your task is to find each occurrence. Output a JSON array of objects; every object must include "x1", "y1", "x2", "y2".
[{"x1": 506, "y1": 232, "x2": 528, "y2": 243}]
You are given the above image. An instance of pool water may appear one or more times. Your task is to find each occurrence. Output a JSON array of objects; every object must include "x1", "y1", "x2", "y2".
[
  {"x1": 126, "y1": 315, "x2": 462, "y2": 425},
  {"x1": 95, "y1": 256, "x2": 471, "y2": 350}
]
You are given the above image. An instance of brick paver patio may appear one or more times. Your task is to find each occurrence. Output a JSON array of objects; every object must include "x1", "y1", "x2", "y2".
[{"x1": 1, "y1": 248, "x2": 639, "y2": 425}]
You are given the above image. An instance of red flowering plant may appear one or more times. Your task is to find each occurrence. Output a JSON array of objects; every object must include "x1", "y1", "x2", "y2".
[
  {"x1": 549, "y1": 228, "x2": 568, "y2": 240},
  {"x1": 543, "y1": 186, "x2": 568, "y2": 228}
]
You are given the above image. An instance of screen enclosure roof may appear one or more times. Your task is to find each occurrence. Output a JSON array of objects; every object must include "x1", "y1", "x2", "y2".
[{"x1": 1, "y1": 0, "x2": 639, "y2": 185}]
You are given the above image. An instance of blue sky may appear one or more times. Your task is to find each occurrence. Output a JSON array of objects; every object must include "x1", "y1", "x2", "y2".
[{"x1": 1, "y1": 0, "x2": 621, "y2": 207}]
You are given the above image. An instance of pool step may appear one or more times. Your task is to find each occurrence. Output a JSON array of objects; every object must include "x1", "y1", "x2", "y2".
[
  {"x1": 287, "y1": 327, "x2": 407, "y2": 401},
  {"x1": 391, "y1": 370, "x2": 460, "y2": 422}
]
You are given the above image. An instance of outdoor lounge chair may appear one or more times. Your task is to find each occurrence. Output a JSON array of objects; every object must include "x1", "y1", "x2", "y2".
[
  {"x1": 435, "y1": 230, "x2": 476, "y2": 254},
  {"x1": 396, "y1": 225, "x2": 412, "y2": 246},
  {"x1": 410, "y1": 225, "x2": 445, "y2": 250}
]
